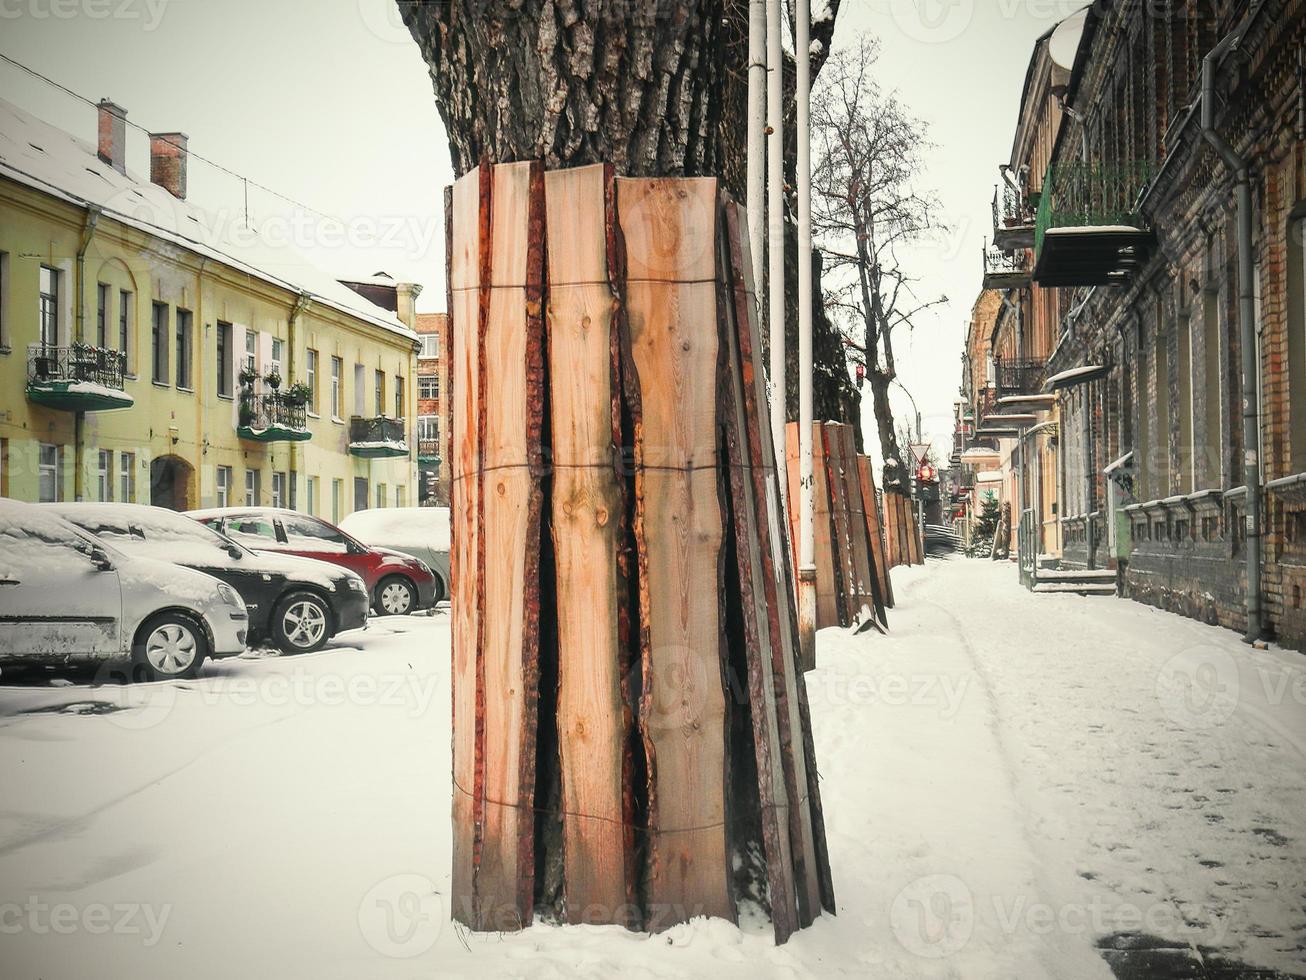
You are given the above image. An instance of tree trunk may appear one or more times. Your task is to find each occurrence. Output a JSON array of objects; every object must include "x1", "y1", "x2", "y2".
[{"x1": 868, "y1": 368, "x2": 905, "y2": 491}]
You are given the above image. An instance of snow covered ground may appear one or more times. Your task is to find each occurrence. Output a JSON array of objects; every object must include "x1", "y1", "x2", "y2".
[{"x1": 1, "y1": 558, "x2": 1303, "y2": 979}]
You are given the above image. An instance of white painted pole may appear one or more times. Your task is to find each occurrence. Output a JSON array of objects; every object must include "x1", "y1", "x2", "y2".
[
  {"x1": 766, "y1": 0, "x2": 786, "y2": 511},
  {"x1": 747, "y1": 0, "x2": 767, "y2": 334},
  {"x1": 796, "y1": 0, "x2": 817, "y2": 667}
]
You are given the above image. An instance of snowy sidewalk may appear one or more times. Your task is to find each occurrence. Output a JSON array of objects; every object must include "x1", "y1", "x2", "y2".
[{"x1": 0, "y1": 561, "x2": 1303, "y2": 978}]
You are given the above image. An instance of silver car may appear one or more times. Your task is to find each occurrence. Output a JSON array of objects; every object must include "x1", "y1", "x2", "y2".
[
  {"x1": 0, "y1": 499, "x2": 247, "y2": 680},
  {"x1": 339, "y1": 506, "x2": 450, "y2": 604}
]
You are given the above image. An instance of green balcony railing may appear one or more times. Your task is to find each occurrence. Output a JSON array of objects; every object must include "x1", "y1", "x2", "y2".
[{"x1": 1034, "y1": 160, "x2": 1154, "y2": 255}]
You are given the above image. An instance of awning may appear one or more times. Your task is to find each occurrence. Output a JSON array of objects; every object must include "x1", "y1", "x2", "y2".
[
  {"x1": 979, "y1": 413, "x2": 1038, "y2": 426},
  {"x1": 997, "y1": 394, "x2": 1056, "y2": 411},
  {"x1": 1044, "y1": 364, "x2": 1108, "y2": 390},
  {"x1": 1102, "y1": 450, "x2": 1133, "y2": 475}
]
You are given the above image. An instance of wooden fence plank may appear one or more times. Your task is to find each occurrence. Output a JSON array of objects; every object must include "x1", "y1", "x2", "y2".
[
  {"x1": 785, "y1": 423, "x2": 839, "y2": 629},
  {"x1": 821, "y1": 424, "x2": 854, "y2": 626},
  {"x1": 618, "y1": 176, "x2": 733, "y2": 927},
  {"x1": 544, "y1": 163, "x2": 633, "y2": 925},
  {"x1": 834, "y1": 427, "x2": 878, "y2": 623},
  {"x1": 449, "y1": 166, "x2": 484, "y2": 929},
  {"x1": 857, "y1": 454, "x2": 894, "y2": 610}
]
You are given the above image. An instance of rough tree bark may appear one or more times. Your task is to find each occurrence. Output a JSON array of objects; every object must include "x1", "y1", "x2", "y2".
[{"x1": 399, "y1": 0, "x2": 857, "y2": 428}]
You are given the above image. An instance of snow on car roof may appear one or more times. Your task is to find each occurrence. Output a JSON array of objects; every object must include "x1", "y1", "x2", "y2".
[{"x1": 339, "y1": 507, "x2": 450, "y2": 552}]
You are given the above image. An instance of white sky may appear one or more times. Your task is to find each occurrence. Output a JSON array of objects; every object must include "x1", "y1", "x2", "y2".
[{"x1": 0, "y1": 0, "x2": 1080, "y2": 460}]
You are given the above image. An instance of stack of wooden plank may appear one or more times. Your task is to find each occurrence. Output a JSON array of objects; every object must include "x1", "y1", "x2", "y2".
[
  {"x1": 784, "y1": 422, "x2": 892, "y2": 638},
  {"x1": 446, "y1": 161, "x2": 834, "y2": 943},
  {"x1": 881, "y1": 488, "x2": 924, "y2": 569}
]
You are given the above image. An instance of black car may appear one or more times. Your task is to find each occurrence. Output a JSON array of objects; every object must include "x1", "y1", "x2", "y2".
[{"x1": 47, "y1": 503, "x2": 370, "y2": 654}]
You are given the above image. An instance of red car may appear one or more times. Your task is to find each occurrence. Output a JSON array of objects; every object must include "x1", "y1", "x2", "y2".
[{"x1": 189, "y1": 507, "x2": 438, "y2": 616}]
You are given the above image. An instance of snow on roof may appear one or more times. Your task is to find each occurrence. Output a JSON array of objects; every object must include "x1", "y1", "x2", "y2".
[
  {"x1": 960, "y1": 447, "x2": 1000, "y2": 460},
  {"x1": 0, "y1": 98, "x2": 417, "y2": 344},
  {"x1": 1045, "y1": 225, "x2": 1143, "y2": 235},
  {"x1": 1044, "y1": 364, "x2": 1108, "y2": 389},
  {"x1": 976, "y1": 471, "x2": 1004, "y2": 483}
]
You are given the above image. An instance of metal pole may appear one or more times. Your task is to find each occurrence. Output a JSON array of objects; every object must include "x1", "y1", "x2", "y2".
[
  {"x1": 796, "y1": 0, "x2": 816, "y2": 665},
  {"x1": 747, "y1": 0, "x2": 766, "y2": 334},
  {"x1": 766, "y1": 0, "x2": 786, "y2": 509}
]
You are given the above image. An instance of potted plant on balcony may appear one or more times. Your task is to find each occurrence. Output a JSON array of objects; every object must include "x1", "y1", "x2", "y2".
[
  {"x1": 263, "y1": 369, "x2": 282, "y2": 391},
  {"x1": 239, "y1": 365, "x2": 260, "y2": 389},
  {"x1": 282, "y1": 381, "x2": 311, "y2": 408}
]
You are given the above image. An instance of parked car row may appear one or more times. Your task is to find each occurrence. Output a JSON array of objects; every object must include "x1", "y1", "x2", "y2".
[{"x1": 0, "y1": 498, "x2": 451, "y2": 683}]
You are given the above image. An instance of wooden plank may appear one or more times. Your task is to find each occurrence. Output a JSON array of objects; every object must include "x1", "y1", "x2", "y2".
[
  {"x1": 544, "y1": 163, "x2": 633, "y2": 925},
  {"x1": 835, "y1": 426, "x2": 878, "y2": 623},
  {"x1": 724, "y1": 202, "x2": 830, "y2": 928},
  {"x1": 857, "y1": 454, "x2": 894, "y2": 610},
  {"x1": 475, "y1": 160, "x2": 542, "y2": 930},
  {"x1": 717, "y1": 199, "x2": 799, "y2": 943},
  {"x1": 618, "y1": 176, "x2": 733, "y2": 927},
  {"x1": 820, "y1": 424, "x2": 853, "y2": 626},
  {"x1": 785, "y1": 423, "x2": 839, "y2": 629},
  {"x1": 448, "y1": 165, "x2": 485, "y2": 928}
]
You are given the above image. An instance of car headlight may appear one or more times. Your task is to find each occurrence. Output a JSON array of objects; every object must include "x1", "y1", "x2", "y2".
[
  {"x1": 217, "y1": 582, "x2": 244, "y2": 608},
  {"x1": 346, "y1": 577, "x2": 367, "y2": 593}
]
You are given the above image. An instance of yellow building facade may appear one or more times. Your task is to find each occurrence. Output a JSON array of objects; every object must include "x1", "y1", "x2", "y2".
[{"x1": 0, "y1": 98, "x2": 419, "y2": 519}]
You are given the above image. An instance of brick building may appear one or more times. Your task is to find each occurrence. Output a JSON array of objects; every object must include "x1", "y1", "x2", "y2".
[
  {"x1": 969, "y1": 0, "x2": 1306, "y2": 649},
  {"x1": 415, "y1": 312, "x2": 448, "y2": 505}
]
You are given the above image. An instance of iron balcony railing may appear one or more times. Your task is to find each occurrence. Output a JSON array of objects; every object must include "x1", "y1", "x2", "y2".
[
  {"x1": 983, "y1": 244, "x2": 1032, "y2": 278},
  {"x1": 995, "y1": 358, "x2": 1045, "y2": 394},
  {"x1": 1034, "y1": 160, "x2": 1154, "y2": 253},
  {"x1": 992, "y1": 181, "x2": 1034, "y2": 232},
  {"x1": 976, "y1": 386, "x2": 1000, "y2": 423},
  {"x1": 417, "y1": 437, "x2": 440, "y2": 461},
  {"x1": 350, "y1": 415, "x2": 406, "y2": 446},
  {"x1": 241, "y1": 393, "x2": 308, "y2": 433},
  {"x1": 28, "y1": 342, "x2": 127, "y2": 390}
]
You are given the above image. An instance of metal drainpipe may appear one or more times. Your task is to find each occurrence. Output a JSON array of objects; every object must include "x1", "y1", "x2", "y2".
[
  {"x1": 73, "y1": 205, "x2": 102, "y2": 502},
  {"x1": 288, "y1": 291, "x2": 311, "y2": 508},
  {"x1": 1201, "y1": 26, "x2": 1262, "y2": 642}
]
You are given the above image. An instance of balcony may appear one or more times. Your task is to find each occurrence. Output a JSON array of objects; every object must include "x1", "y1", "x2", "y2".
[
  {"x1": 26, "y1": 343, "x2": 133, "y2": 412},
  {"x1": 349, "y1": 415, "x2": 408, "y2": 458},
  {"x1": 995, "y1": 357, "x2": 1046, "y2": 395},
  {"x1": 1033, "y1": 160, "x2": 1156, "y2": 287},
  {"x1": 237, "y1": 393, "x2": 311, "y2": 443},
  {"x1": 417, "y1": 437, "x2": 440, "y2": 464},
  {"x1": 992, "y1": 180, "x2": 1035, "y2": 251},
  {"x1": 982, "y1": 242, "x2": 1032, "y2": 291}
]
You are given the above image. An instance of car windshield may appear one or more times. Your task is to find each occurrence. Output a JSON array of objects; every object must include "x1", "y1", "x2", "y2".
[
  {"x1": 54, "y1": 506, "x2": 251, "y2": 560},
  {"x1": 0, "y1": 501, "x2": 124, "y2": 568}
]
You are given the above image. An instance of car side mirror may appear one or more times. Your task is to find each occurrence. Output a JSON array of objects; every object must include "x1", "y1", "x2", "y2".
[
  {"x1": 346, "y1": 539, "x2": 366, "y2": 555},
  {"x1": 226, "y1": 545, "x2": 243, "y2": 559},
  {"x1": 89, "y1": 546, "x2": 114, "y2": 571}
]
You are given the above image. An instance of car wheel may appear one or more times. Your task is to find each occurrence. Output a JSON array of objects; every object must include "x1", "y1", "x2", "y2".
[
  {"x1": 375, "y1": 575, "x2": 417, "y2": 616},
  {"x1": 273, "y1": 591, "x2": 332, "y2": 653},
  {"x1": 134, "y1": 612, "x2": 208, "y2": 681}
]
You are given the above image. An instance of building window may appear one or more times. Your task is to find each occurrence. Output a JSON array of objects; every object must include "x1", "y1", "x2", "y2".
[
  {"x1": 396, "y1": 485, "x2": 406, "y2": 508},
  {"x1": 96, "y1": 283, "x2": 109, "y2": 347},
  {"x1": 419, "y1": 376, "x2": 438, "y2": 400},
  {"x1": 376, "y1": 483, "x2": 387, "y2": 509},
  {"x1": 118, "y1": 290, "x2": 131, "y2": 367},
  {"x1": 418, "y1": 414, "x2": 440, "y2": 443},
  {"x1": 306, "y1": 476, "x2": 316, "y2": 516},
  {"x1": 98, "y1": 449, "x2": 113, "y2": 501},
  {"x1": 152, "y1": 302, "x2": 169, "y2": 383},
  {"x1": 244, "y1": 330, "x2": 257, "y2": 374},
  {"x1": 332, "y1": 478, "x2": 342, "y2": 523},
  {"x1": 176, "y1": 308, "x2": 193, "y2": 389},
  {"x1": 331, "y1": 357, "x2": 343, "y2": 419},
  {"x1": 216, "y1": 465, "x2": 231, "y2": 507},
  {"x1": 394, "y1": 376, "x2": 405, "y2": 419},
  {"x1": 272, "y1": 471, "x2": 285, "y2": 508},
  {"x1": 419, "y1": 334, "x2": 439, "y2": 359},
  {"x1": 354, "y1": 476, "x2": 368, "y2": 512},
  {"x1": 305, "y1": 348, "x2": 319, "y2": 414},
  {"x1": 216, "y1": 322, "x2": 233, "y2": 398},
  {"x1": 375, "y1": 370, "x2": 385, "y2": 417},
  {"x1": 245, "y1": 468, "x2": 260, "y2": 506},
  {"x1": 39, "y1": 266, "x2": 59, "y2": 347},
  {"x1": 38, "y1": 443, "x2": 61, "y2": 503},
  {"x1": 120, "y1": 452, "x2": 135, "y2": 502},
  {"x1": 270, "y1": 338, "x2": 283, "y2": 380}
]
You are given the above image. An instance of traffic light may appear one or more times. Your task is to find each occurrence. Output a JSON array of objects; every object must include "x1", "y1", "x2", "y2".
[{"x1": 917, "y1": 462, "x2": 936, "y2": 483}]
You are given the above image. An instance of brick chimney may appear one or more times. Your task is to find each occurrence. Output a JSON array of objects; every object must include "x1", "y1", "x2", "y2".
[
  {"x1": 149, "y1": 132, "x2": 188, "y2": 199},
  {"x1": 97, "y1": 100, "x2": 127, "y2": 174}
]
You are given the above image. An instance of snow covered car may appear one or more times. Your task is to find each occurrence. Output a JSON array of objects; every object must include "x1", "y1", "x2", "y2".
[
  {"x1": 189, "y1": 507, "x2": 439, "y2": 616},
  {"x1": 0, "y1": 498, "x2": 246, "y2": 680},
  {"x1": 47, "y1": 503, "x2": 369, "y2": 654},
  {"x1": 339, "y1": 507, "x2": 449, "y2": 605}
]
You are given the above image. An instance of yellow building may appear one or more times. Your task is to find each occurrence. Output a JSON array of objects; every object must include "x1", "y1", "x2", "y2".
[{"x1": 0, "y1": 97, "x2": 421, "y2": 520}]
